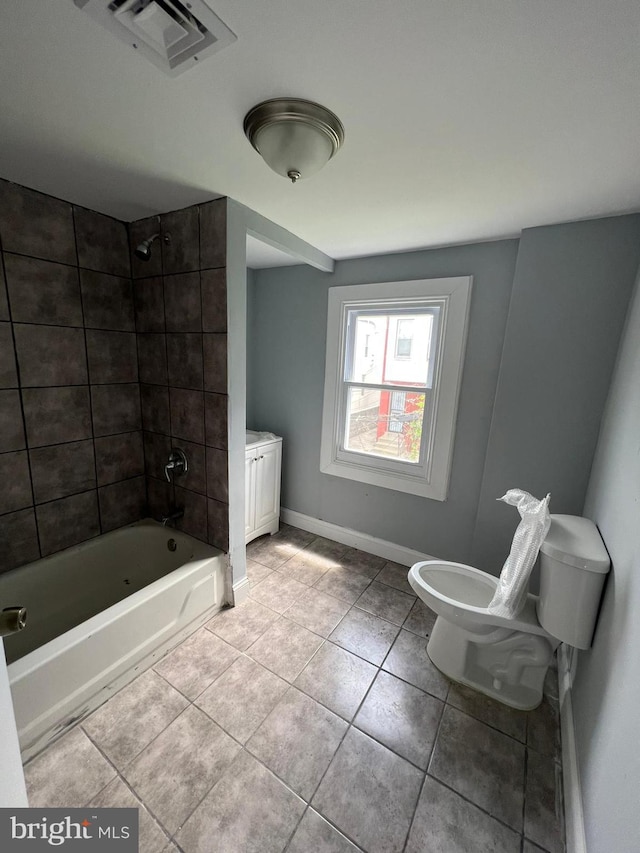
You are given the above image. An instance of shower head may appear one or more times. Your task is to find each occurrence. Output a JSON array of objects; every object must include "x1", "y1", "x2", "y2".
[{"x1": 134, "y1": 232, "x2": 160, "y2": 262}]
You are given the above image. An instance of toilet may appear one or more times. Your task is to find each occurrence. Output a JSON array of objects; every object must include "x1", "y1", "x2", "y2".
[{"x1": 408, "y1": 514, "x2": 610, "y2": 710}]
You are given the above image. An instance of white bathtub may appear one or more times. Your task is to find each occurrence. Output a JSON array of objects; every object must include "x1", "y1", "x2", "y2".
[{"x1": 2, "y1": 520, "x2": 225, "y2": 761}]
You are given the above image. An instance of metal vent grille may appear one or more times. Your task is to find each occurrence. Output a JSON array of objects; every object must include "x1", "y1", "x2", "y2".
[{"x1": 74, "y1": 0, "x2": 236, "y2": 76}]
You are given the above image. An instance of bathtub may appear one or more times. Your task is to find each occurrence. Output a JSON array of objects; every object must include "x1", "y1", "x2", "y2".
[{"x1": 1, "y1": 519, "x2": 225, "y2": 761}]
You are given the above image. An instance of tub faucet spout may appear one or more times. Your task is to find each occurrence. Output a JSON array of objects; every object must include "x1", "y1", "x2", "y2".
[{"x1": 161, "y1": 509, "x2": 184, "y2": 528}]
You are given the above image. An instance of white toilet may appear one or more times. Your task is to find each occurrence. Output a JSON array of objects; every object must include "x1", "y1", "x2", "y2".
[{"x1": 408, "y1": 514, "x2": 610, "y2": 710}]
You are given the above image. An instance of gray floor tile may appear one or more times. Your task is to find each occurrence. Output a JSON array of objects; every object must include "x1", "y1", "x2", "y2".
[
  {"x1": 447, "y1": 682, "x2": 527, "y2": 742},
  {"x1": 25, "y1": 727, "x2": 116, "y2": 808},
  {"x1": 527, "y1": 697, "x2": 561, "y2": 760},
  {"x1": 88, "y1": 776, "x2": 170, "y2": 853},
  {"x1": 276, "y1": 550, "x2": 334, "y2": 586},
  {"x1": 284, "y1": 587, "x2": 350, "y2": 637},
  {"x1": 286, "y1": 809, "x2": 361, "y2": 853},
  {"x1": 406, "y1": 775, "x2": 521, "y2": 853},
  {"x1": 355, "y1": 581, "x2": 415, "y2": 625},
  {"x1": 429, "y1": 705, "x2": 525, "y2": 831},
  {"x1": 196, "y1": 655, "x2": 288, "y2": 743},
  {"x1": 525, "y1": 749, "x2": 564, "y2": 853},
  {"x1": 82, "y1": 670, "x2": 188, "y2": 769},
  {"x1": 122, "y1": 706, "x2": 239, "y2": 835},
  {"x1": 314, "y1": 566, "x2": 372, "y2": 604},
  {"x1": 382, "y1": 629, "x2": 449, "y2": 699},
  {"x1": 246, "y1": 558, "x2": 274, "y2": 589},
  {"x1": 338, "y1": 547, "x2": 386, "y2": 579},
  {"x1": 523, "y1": 842, "x2": 548, "y2": 853},
  {"x1": 207, "y1": 598, "x2": 279, "y2": 650},
  {"x1": 247, "y1": 617, "x2": 324, "y2": 682},
  {"x1": 312, "y1": 728, "x2": 423, "y2": 853},
  {"x1": 247, "y1": 687, "x2": 348, "y2": 801},
  {"x1": 375, "y1": 561, "x2": 414, "y2": 594},
  {"x1": 294, "y1": 641, "x2": 377, "y2": 720},
  {"x1": 250, "y1": 571, "x2": 308, "y2": 613},
  {"x1": 354, "y1": 670, "x2": 443, "y2": 769},
  {"x1": 175, "y1": 750, "x2": 305, "y2": 853},
  {"x1": 402, "y1": 598, "x2": 437, "y2": 637},
  {"x1": 247, "y1": 526, "x2": 314, "y2": 569},
  {"x1": 153, "y1": 628, "x2": 239, "y2": 699},
  {"x1": 329, "y1": 607, "x2": 400, "y2": 666},
  {"x1": 301, "y1": 536, "x2": 350, "y2": 562}
]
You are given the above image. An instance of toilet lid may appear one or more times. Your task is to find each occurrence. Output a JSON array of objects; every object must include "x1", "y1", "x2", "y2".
[{"x1": 539, "y1": 514, "x2": 610, "y2": 573}]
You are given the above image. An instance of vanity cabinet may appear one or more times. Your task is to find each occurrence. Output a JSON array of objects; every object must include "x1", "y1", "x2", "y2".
[{"x1": 245, "y1": 431, "x2": 282, "y2": 544}]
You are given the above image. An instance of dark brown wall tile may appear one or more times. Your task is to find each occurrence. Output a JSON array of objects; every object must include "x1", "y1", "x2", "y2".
[
  {"x1": 23, "y1": 386, "x2": 92, "y2": 447},
  {"x1": 86, "y1": 330, "x2": 138, "y2": 384},
  {"x1": 175, "y1": 486, "x2": 207, "y2": 542},
  {"x1": 204, "y1": 392, "x2": 228, "y2": 449},
  {"x1": 0, "y1": 450, "x2": 33, "y2": 515},
  {"x1": 170, "y1": 388, "x2": 204, "y2": 444},
  {"x1": 4, "y1": 254, "x2": 83, "y2": 326},
  {"x1": 0, "y1": 181, "x2": 75, "y2": 265},
  {"x1": 140, "y1": 383, "x2": 170, "y2": 434},
  {"x1": 166, "y1": 333, "x2": 203, "y2": 390},
  {"x1": 201, "y1": 268, "x2": 226, "y2": 333},
  {"x1": 146, "y1": 476, "x2": 173, "y2": 520},
  {"x1": 161, "y1": 207, "x2": 199, "y2": 274},
  {"x1": 129, "y1": 216, "x2": 162, "y2": 279},
  {"x1": 80, "y1": 270, "x2": 134, "y2": 331},
  {"x1": 175, "y1": 440, "x2": 205, "y2": 495},
  {"x1": 99, "y1": 476, "x2": 146, "y2": 532},
  {"x1": 0, "y1": 323, "x2": 17, "y2": 388},
  {"x1": 0, "y1": 264, "x2": 8, "y2": 321},
  {"x1": 143, "y1": 431, "x2": 171, "y2": 481},
  {"x1": 91, "y1": 384, "x2": 141, "y2": 436},
  {"x1": 199, "y1": 199, "x2": 226, "y2": 270},
  {"x1": 14, "y1": 324, "x2": 87, "y2": 387},
  {"x1": 74, "y1": 206, "x2": 130, "y2": 277},
  {"x1": 138, "y1": 333, "x2": 168, "y2": 385},
  {"x1": 94, "y1": 432, "x2": 144, "y2": 486},
  {"x1": 36, "y1": 490, "x2": 100, "y2": 557},
  {"x1": 29, "y1": 440, "x2": 96, "y2": 503},
  {"x1": 0, "y1": 390, "x2": 25, "y2": 452},
  {"x1": 206, "y1": 446, "x2": 228, "y2": 503},
  {"x1": 0, "y1": 508, "x2": 40, "y2": 573},
  {"x1": 164, "y1": 272, "x2": 201, "y2": 331},
  {"x1": 134, "y1": 277, "x2": 165, "y2": 332},
  {"x1": 208, "y1": 497, "x2": 229, "y2": 551},
  {"x1": 203, "y1": 333, "x2": 227, "y2": 393}
]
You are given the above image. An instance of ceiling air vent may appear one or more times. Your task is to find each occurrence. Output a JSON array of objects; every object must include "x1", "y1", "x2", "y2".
[{"x1": 74, "y1": 0, "x2": 236, "y2": 76}]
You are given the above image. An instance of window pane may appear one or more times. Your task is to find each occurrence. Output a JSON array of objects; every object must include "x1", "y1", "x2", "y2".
[
  {"x1": 344, "y1": 388, "x2": 426, "y2": 463},
  {"x1": 346, "y1": 311, "x2": 434, "y2": 387}
]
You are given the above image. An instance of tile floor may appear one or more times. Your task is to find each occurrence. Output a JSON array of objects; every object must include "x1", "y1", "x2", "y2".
[{"x1": 23, "y1": 524, "x2": 565, "y2": 853}]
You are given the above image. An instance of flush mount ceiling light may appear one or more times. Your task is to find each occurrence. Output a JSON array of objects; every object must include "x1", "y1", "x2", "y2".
[{"x1": 243, "y1": 98, "x2": 345, "y2": 183}]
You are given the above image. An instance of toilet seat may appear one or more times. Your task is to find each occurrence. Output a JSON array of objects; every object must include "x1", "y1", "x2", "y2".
[{"x1": 408, "y1": 560, "x2": 550, "y2": 638}]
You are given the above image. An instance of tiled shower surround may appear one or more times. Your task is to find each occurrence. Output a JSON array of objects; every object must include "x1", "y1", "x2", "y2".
[{"x1": 0, "y1": 178, "x2": 229, "y2": 572}]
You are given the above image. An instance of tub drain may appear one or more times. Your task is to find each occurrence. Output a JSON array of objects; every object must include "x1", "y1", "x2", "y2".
[{"x1": 167, "y1": 539, "x2": 178, "y2": 552}]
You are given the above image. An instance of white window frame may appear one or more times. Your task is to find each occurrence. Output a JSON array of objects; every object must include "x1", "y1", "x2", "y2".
[{"x1": 320, "y1": 276, "x2": 472, "y2": 500}]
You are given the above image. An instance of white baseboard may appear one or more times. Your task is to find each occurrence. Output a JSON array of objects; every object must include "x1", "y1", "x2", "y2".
[
  {"x1": 232, "y1": 576, "x2": 251, "y2": 605},
  {"x1": 558, "y1": 644, "x2": 587, "y2": 853},
  {"x1": 280, "y1": 508, "x2": 434, "y2": 567}
]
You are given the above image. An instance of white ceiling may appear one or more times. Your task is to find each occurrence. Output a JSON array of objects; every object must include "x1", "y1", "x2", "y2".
[{"x1": 1, "y1": 1, "x2": 639, "y2": 267}]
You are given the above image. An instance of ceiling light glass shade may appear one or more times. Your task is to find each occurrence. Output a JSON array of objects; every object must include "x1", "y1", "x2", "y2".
[{"x1": 244, "y1": 98, "x2": 344, "y2": 182}]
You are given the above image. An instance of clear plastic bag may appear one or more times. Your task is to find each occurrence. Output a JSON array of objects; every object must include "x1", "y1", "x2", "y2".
[{"x1": 487, "y1": 489, "x2": 551, "y2": 619}]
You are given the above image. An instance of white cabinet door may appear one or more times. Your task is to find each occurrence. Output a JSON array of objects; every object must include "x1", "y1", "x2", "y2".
[
  {"x1": 254, "y1": 441, "x2": 282, "y2": 532},
  {"x1": 0, "y1": 640, "x2": 28, "y2": 806},
  {"x1": 245, "y1": 450, "x2": 256, "y2": 538}
]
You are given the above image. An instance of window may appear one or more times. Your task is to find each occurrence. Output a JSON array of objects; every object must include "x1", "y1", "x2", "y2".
[{"x1": 320, "y1": 276, "x2": 472, "y2": 500}]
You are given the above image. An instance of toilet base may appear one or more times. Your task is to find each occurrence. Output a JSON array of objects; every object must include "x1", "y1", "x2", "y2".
[{"x1": 427, "y1": 615, "x2": 557, "y2": 710}]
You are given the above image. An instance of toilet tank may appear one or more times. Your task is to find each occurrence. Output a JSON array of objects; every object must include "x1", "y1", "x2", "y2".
[{"x1": 536, "y1": 514, "x2": 610, "y2": 649}]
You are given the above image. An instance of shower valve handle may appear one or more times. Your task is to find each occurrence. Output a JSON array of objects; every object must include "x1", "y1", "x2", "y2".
[{"x1": 164, "y1": 448, "x2": 188, "y2": 483}]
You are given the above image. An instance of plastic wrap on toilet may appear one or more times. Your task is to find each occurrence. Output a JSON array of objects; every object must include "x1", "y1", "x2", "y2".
[{"x1": 487, "y1": 489, "x2": 551, "y2": 619}]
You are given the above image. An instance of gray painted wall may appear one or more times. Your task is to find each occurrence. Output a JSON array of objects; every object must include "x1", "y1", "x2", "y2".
[
  {"x1": 572, "y1": 267, "x2": 640, "y2": 853},
  {"x1": 471, "y1": 215, "x2": 640, "y2": 571},
  {"x1": 248, "y1": 215, "x2": 640, "y2": 569},
  {"x1": 249, "y1": 239, "x2": 518, "y2": 561}
]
